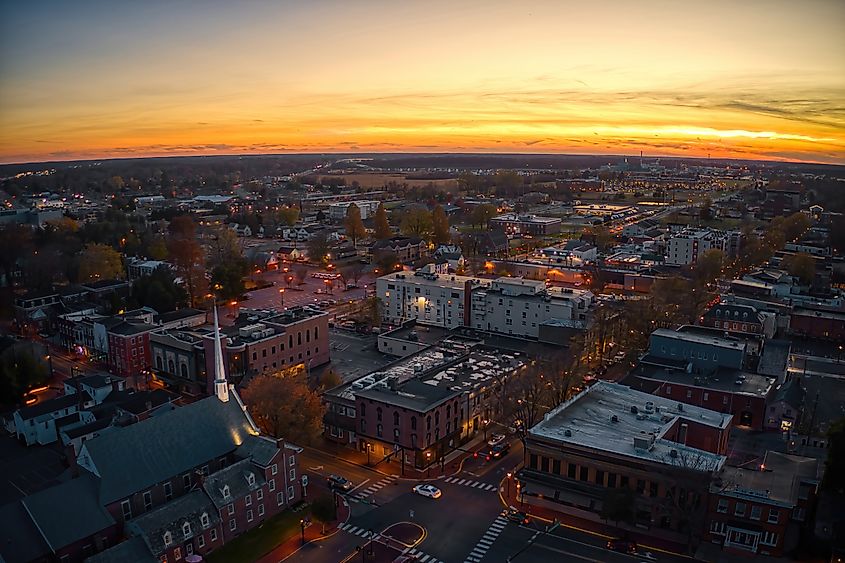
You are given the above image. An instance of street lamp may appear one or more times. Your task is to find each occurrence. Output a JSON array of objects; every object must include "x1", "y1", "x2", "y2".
[
  {"x1": 426, "y1": 451, "x2": 432, "y2": 478},
  {"x1": 506, "y1": 471, "x2": 512, "y2": 499},
  {"x1": 300, "y1": 519, "x2": 306, "y2": 545},
  {"x1": 279, "y1": 288, "x2": 285, "y2": 309},
  {"x1": 45, "y1": 355, "x2": 53, "y2": 379}
]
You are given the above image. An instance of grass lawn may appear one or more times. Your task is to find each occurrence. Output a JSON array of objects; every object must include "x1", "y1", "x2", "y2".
[{"x1": 207, "y1": 508, "x2": 304, "y2": 563}]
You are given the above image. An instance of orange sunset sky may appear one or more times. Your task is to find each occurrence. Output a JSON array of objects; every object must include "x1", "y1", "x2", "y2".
[{"x1": 1, "y1": 0, "x2": 843, "y2": 165}]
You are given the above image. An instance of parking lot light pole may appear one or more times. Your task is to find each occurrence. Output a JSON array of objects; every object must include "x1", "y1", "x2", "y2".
[{"x1": 507, "y1": 471, "x2": 512, "y2": 498}]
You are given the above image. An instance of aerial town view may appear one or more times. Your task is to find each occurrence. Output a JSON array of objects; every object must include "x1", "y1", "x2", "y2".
[{"x1": 0, "y1": 1, "x2": 843, "y2": 563}]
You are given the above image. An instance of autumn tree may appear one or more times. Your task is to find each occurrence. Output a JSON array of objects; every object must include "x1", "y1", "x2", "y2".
[
  {"x1": 344, "y1": 204, "x2": 366, "y2": 248},
  {"x1": 241, "y1": 371, "x2": 325, "y2": 445},
  {"x1": 783, "y1": 252, "x2": 816, "y2": 285},
  {"x1": 695, "y1": 249, "x2": 725, "y2": 285},
  {"x1": 431, "y1": 204, "x2": 450, "y2": 245},
  {"x1": 400, "y1": 206, "x2": 432, "y2": 238},
  {"x1": 78, "y1": 243, "x2": 124, "y2": 282},
  {"x1": 494, "y1": 170, "x2": 523, "y2": 197},
  {"x1": 276, "y1": 206, "x2": 300, "y2": 227},
  {"x1": 470, "y1": 204, "x2": 497, "y2": 230},
  {"x1": 373, "y1": 250, "x2": 400, "y2": 274},
  {"x1": 167, "y1": 215, "x2": 207, "y2": 307},
  {"x1": 306, "y1": 230, "x2": 330, "y2": 264},
  {"x1": 373, "y1": 203, "x2": 392, "y2": 240}
]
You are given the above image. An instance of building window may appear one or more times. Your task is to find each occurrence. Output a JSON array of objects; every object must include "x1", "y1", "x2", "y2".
[
  {"x1": 198, "y1": 535, "x2": 205, "y2": 549},
  {"x1": 258, "y1": 503, "x2": 265, "y2": 516},
  {"x1": 183, "y1": 474, "x2": 191, "y2": 489},
  {"x1": 734, "y1": 502, "x2": 746, "y2": 517},
  {"x1": 143, "y1": 491, "x2": 153, "y2": 511},
  {"x1": 121, "y1": 500, "x2": 132, "y2": 520},
  {"x1": 595, "y1": 470, "x2": 605, "y2": 486},
  {"x1": 750, "y1": 505, "x2": 761, "y2": 520},
  {"x1": 287, "y1": 486, "x2": 295, "y2": 500},
  {"x1": 710, "y1": 521, "x2": 727, "y2": 536},
  {"x1": 230, "y1": 519, "x2": 237, "y2": 531},
  {"x1": 182, "y1": 522, "x2": 192, "y2": 538},
  {"x1": 377, "y1": 424, "x2": 383, "y2": 438},
  {"x1": 568, "y1": 464, "x2": 576, "y2": 479},
  {"x1": 247, "y1": 509, "x2": 254, "y2": 522},
  {"x1": 411, "y1": 416, "x2": 417, "y2": 430},
  {"x1": 377, "y1": 407, "x2": 382, "y2": 422},
  {"x1": 163, "y1": 531, "x2": 173, "y2": 547},
  {"x1": 245, "y1": 494, "x2": 252, "y2": 507},
  {"x1": 173, "y1": 547, "x2": 182, "y2": 561},
  {"x1": 717, "y1": 499, "x2": 728, "y2": 513},
  {"x1": 271, "y1": 463, "x2": 278, "y2": 475},
  {"x1": 760, "y1": 531, "x2": 779, "y2": 546},
  {"x1": 793, "y1": 507, "x2": 806, "y2": 521},
  {"x1": 222, "y1": 485, "x2": 231, "y2": 499},
  {"x1": 768, "y1": 508, "x2": 779, "y2": 524},
  {"x1": 201, "y1": 513, "x2": 210, "y2": 528},
  {"x1": 247, "y1": 473, "x2": 256, "y2": 486},
  {"x1": 290, "y1": 468, "x2": 296, "y2": 481},
  {"x1": 277, "y1": 492, "x2": 284, "y2": 505},
  {"x1": 227, "y1": 503, "x2": 234, "y2": 516},
  {"x1": 210, "y1": 529, "x2": 218, "y2": 542},
  {"x1": 257, "y1": 489, "x2": 263, "y2": 501},
  {"x1": 703, "y1": 392, "x2": 709, "y2": 401},
  {"x1": 164, "y1": 482, "x2": 173, "y2": 501},
  {"x1": 289, "y1": 455, "x2": 295, "y2": 466},
  {"x1": 580, "y1": 467, "x2": 589, "y2": 481},
  {"x1": 269, "y1": 479, "x2": 275, "y2": 492}
]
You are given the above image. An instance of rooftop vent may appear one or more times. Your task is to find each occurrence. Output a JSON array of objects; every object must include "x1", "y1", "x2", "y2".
[
  {"x1": 677, "y1": 403, "x2": 684, "y2": 412},
  {"x1": 564, "y1": 429, "x2": 572, "y2": 437},
  {"x1": 611, "y1": 415, "x2": 619, "y2": 423},
  {"x1": 644, "y1": 401, "x2": 655, "y2": 414},
  {"x1": 669, "y1": 449, "x2": 679, "y2": 458},
  {"x1": 630, "y1": 405, "x2": 639, "y2": 414}
]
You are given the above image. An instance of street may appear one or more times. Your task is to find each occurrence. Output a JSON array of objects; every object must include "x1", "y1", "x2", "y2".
[{"x1": 286, "y1": 442, "x2": 688, "y2": 563}]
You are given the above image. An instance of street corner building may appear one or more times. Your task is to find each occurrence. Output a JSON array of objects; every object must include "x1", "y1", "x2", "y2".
[{"x1": 518, "y1": 381, "x2": 731, "y2": 548}]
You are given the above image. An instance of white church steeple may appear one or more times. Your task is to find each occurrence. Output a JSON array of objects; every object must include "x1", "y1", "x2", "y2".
[{"x1": 212, "y1": 306, "x2": 230, "y2": 403}]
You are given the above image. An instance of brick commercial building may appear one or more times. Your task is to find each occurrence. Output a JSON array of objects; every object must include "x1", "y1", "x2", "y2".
[
  {"x1": 323, "y1": 340, "x2": 524, "y2": 470},
  {"x1": 107, "y1": 321, "x2": 156, "y2": 379},
  {"x1": 201, "y1": 306, "x2": 330, "y2": 392},
  {"x1": 489, "y1": 213, "x2": 562, "y2": 236},
  {"x1": 789, "y1": 307, "x2": 845, "y2": 341},
  {"x1": 519, "y1": 381, "x2": 730, "y2": 547},
  {"x1": 705, "y1": 451, "x2": 821, "y2": 557}
]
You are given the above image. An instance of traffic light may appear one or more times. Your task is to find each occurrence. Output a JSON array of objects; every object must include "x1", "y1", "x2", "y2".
[
  {"x1": 473, "y1": 452, "x2": 478, "y2": 458},
  {"x1": 485, "y1": 455, "x2": 491, "y2": 462}
]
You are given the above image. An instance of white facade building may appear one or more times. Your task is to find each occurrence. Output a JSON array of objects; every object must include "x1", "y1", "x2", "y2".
[
  {"x1": 665, "y1": 228, "x2": 725, "y2": 266},
  {"x1": 328, "y1": 200, "x2": 381, "y2": 221}
]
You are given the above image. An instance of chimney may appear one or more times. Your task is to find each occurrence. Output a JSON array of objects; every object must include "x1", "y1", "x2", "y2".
[{"x1": 679, "y1": 422, "x2": 688, "y2": 445}]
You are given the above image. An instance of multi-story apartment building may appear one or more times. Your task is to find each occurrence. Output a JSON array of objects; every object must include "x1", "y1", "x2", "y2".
[
  {"x1": 647, "y1": 328, "x2": 747, "y2": 373},
  {"x1": 370, "y1": 236, "x2": 429, "y2": 264},
  {"x1": 377, "y1": 270, "x2": 489, "y2": 329},
  {"x1": 489, "y1": 213, "x2": 562, "y2": 236},
  {"x1": 107, "y1": 321, "x2": 155, "y2": 379},
  {"x1": 470, "y1": 278, "x2": 593, "y2": 339},
  {"x1": 377, "y1": 270, "x2": 594, "y2": 339},
  {"x1": 328, "y1": 200, "x2": 380, "y2": 220},
  {"x1": 519, "y1": 381, "x2": 729, "y2": 545},
  {"x1": 702, "y1": 301, "x2": 776, "y2": 339},
  {"x1": 705, "y1": 451, "x2": 821, "y2": 557},
  {"x1": 665, "y1": 228, "x2": 724, "y2": 266}
]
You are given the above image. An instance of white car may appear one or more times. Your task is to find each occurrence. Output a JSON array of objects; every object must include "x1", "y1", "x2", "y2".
[
  {"x1": 412, "y1": 484, "x2": 442, "y2": 499},
  {"x1": 487, "y1": 433, "x2": 507, "y2": 448}
]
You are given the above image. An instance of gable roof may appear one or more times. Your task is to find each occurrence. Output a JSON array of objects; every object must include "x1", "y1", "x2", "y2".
[
  {"x1": 128, "y1": 491, "x2": 220, "y2": 557},
  {"x1": 202, "y1": 458, "x2": 266, "y2": 509},
  {"x1": 79, "y1": 396, "x2": 257, "y2": 504},
  {"x1": 85, "y1": 536, "x2": 156, "y2": 563},
  {"x1": 16, "y1": 391, "x2": 92, "y2": 421},
  {"x1": 21, "y1": 473, "x2": 115, "y2": 552},
  {"x1": 773, "y1": 379, "x2": 806, "y2": 409},
  {"x1": 0, "y1": 501, "x2": 51, "y2": 563}
]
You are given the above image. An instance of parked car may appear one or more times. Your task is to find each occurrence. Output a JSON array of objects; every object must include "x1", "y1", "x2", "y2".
[
  {"x1": 606, "y1": 538, "x2": 637, "y2": 554},
  {"x1": 327, "y1": 474, "x2": 354, "y2": 492},
  {"x1": 487, "y1": 433, "x2": 507, "y2": 448},
  {"x1": 412, "y1": 484, "x2": 442, "y2": 499},
  {"x1": 505, "y1": 508, "x2": 530, "y2": 525}
]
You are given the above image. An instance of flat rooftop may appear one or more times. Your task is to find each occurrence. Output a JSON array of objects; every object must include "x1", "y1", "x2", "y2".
[
  {"x1": 530, "y1": 381, "x2": 728, "y2": 471},
  {"x1": 717, "y1": 451, "x2": 821, "y2": 506},
  {"x1": 651, "y1": 327, "x2": 745, "y2": 350},
  {"x1": 629, "y1": 361, "x2": 776, "y2": 397},
  {"x1": 379, "y1": 271, "x2": 490, "y2": 290}
]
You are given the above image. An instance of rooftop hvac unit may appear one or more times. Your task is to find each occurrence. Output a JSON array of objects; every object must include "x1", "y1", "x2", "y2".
[
  {"x1": 669, "y1": 449, "x2": 679, "y2": 458},
  {"x1": 677, "y1": 403, "x2": 684, "y2": 412},
  {"x1": 564, "y1": 429, "x2": 572, "y2": 437},
  {"x1": 644, "y1": 401, "x2": 655, "y2": 414}
]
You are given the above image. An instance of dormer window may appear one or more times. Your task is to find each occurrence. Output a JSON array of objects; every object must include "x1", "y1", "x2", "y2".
[
  {"x1": 247, "y1": 472, "x2": 256, "y2": 486},
  {"x1": 163, "y1": 531, "x2": 173, "y2": 547},
  {"x1": 222, "y1": 485, "x2": 230, "y2": 499},
  {"x1": 200, "y1": 512, "x2": 210, "y2": 528},
  {"x1": 182, "y1": 522, "x2": 192, "y2": 538}
]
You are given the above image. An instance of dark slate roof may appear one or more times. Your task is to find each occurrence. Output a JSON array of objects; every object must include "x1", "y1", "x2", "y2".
[
  {"x1": 17, "y1": 391, "x2": 92, "y2": 421},
  {"x1": 85, "y1": 535, "x2": 156, "y2": 563},
  {"x1": 63, "y1": 416, "x2": 114, "y2": 440},
  {"x1": 773, "y1": 379, "x2": 806, "y2": 409},
  {"x1": 108, "y1": 321, "x2": 154, "y2": 336},
  {"x1": 128, "y1": 491, "x2": 220, "y2": 557},
  {"x1": 704, "y1": 302, "x2": 762, "y2": 321},
  {"x1": 0, "y1": 501, "x2": 51, "y2": 563},
  {"x1": 82, "y1": 279, "x2": 130, "y2": 291},
  {"x1": 235, "y1": 435, "x2": 280, "y2": 467},
  {"x1": 116, "y1": 389, "x2": 174, "y2": 416},
  {"x1": 69, "y1": 372, "x2": 120, "y2": 390},
  {"x1": 355, "y1": 378, "x2": 460, "y2": 412},
  {"x1": 80, "y1": 396, "x2": 257, "y2": 504},
  {"x1": 155, "y1": 308, "x2": 206, "y2": 323},
  {"x1": 21, "y1": 473, "x2": 115, "y2": 552},
  {"x1": 202, "y1": 458, "x2": 266, "y2": 509},
  {"x1": 371, "y1": 236, "x2": 423, "y2": 251}
]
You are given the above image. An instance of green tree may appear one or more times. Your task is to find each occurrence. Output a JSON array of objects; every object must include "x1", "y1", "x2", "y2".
[
  {"x1": 431, "y1": 204, "x2": 450, "y2": 245},
  {"x1": 78, "y1": 243, "x2": 124, "y2": 282},
  {"x1": 276, "y1": 206, "x2": 300, "y2": 227},
  {"x1": 601, "y1": 488, "x2": 635, "y2": 526},
  {"x1": 695, "y1": 249, "x2": 725, "y2": 284},
  {"x1": 470, "y1": 204, "x2": 497, "y2": 230},
  {"x1": 211, "y1": 261, "x2": 248, "y2": 301},
  {"x1": 240, "y1": 371, "x2": 325, "y2": 445},
  {"x1": 783, "y1": 252, "x2": 816, "y2": 285},
  {"x1": 306, "y1": 231, "x2": 330, "y2": 264},
  {"x1": 132, "y1": 266, "x2": 187, "y2": 313},
  {"x1": 344, "y1": 204, "x2": 366, "y2": 248},
  {"x1": 0, "y1": 343, "x2": 49, "y2": 405},
  {"x1": 823, "y1": 418, "x2": 845, "y2": 493},
  {"x1": 310, "y1": 495, "x2": 337, "y2": 533},
  {"x1": 400, "y1": 206, "x2": 432, "y2": 238},
  {"x1": 373, "y1": 203, "x2": 392, "y2": 240},
  {"x1": 146, "y1": 236, "x2": 169, "y2": 261}
]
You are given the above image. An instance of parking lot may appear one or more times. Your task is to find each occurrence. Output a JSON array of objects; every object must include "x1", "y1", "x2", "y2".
[{"x1": 242, "y1": 265, "x2": 375, "y2": 312}]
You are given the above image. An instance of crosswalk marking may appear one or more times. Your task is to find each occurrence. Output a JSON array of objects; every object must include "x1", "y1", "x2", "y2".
[
  {"x1": 351, "y1": 475, "x2": 397, "y2": 502},
  {"x1": 444, "y1": 476, "x2": 498, "y2": 492},
  {"x1": 463, "y1": 515, "x2": 509, "y2": 563}
]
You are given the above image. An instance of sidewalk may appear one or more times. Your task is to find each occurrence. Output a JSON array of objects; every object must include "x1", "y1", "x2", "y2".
[
  {"x1": 315, "y1": 433, "x2": 492, "y2": 481},
  {"x1": 256, "y1": 488, "x2": 352, "y2": 563},
  {"x1": 498, "y1": 474, "x2": 696, "y2": 560}
]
